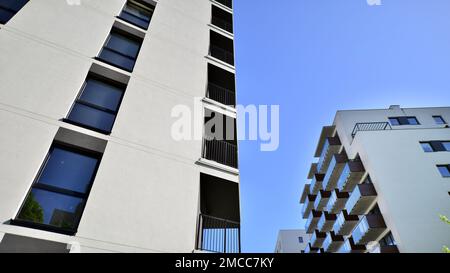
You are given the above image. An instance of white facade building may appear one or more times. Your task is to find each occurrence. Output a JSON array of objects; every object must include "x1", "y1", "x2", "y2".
[
  {"x1": 300, "y1": 105, "x2": 450, "y2": 253},
  {"x1": 274, "y1": 229, "x2": 310, "y2": 253},
  {"x1": 0, "y1": 0, "x2": 240, "y2": 253}
]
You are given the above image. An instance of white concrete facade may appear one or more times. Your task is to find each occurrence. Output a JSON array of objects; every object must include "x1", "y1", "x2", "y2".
[
  {"x1": 301, "y1": 106, "x2": 450, "y2": 253},
  {"x1": 274, "y1": 229, "x2": 310, "y2": 253},
  {"x1": 0, "y1": 0, "x2": 240, "y2": 253}
]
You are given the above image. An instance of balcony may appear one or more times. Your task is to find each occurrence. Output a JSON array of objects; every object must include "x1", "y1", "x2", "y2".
[
  {"x1": 314, "y1": 190, "x2": 331, "y2": 211},
  {"x1": 336, "y1": 161, "x2": 366, "y2": 192},
  {"x1": 333, "y1": 210, "x2": 360, "y2": 236},
  {"x1": 305, "y1": 210, "x2": 322, "y2": 234},
  {"x1": 352, "y1": 214, "x2": 387, "y2": 245},
  {"x1": 202, "y1": 139, "x2": 238, "y2": 168},
  {"x1": 316, "y1": 136, "x2": 342, "y2": 174},
  {"x1": 310, "y1": 230, "x2": 327, "y2": 249},
  {"x1": 215, "y1": 0, "x2": 232, "y2": 9},
  {"x1": 325, "y1": 189, "x2": 350, "y2": 214},
  {"x1": 310, "y1": 173, "x2": 325, "y2": 195},
  {"x1": 212, "y1": 5, "x2": 233, "y2": 33},
  {"x1": 317, "y1": 212, "x2": 337, "y2": 233},
  {"x1": 345, "y1": 183, "x2": 377, "y2": 215},
  {"x1": 300, "y1": 184, "x2": 310, "y2": 205},
  {"x1": 338, "y1": 237, "x2": 366, "y2": 253},
  {"x1": 323, "y1": 153, "x2": 348, "y2": 191},
  {"x1": 302, "y1": 194, "x2": 317, "y2": 219},
  {"x1": 207, "y1": 64, "x2": 236, "y2": 106},
  {"x1": 196, "y1": 214, "x2": 240, "y2": 253},
  {"x1": 323, "y1": 232, "x2": 345, "y2": 253},
  {"x1": 210, "y1": 31, "x2": 234, "y2": 66},
  {"x1": 351, "y1": 122, "x2": 392, "y2": 139},
  {"x1": 304, "y1": 243, "x2": 322, "y2": 253}
]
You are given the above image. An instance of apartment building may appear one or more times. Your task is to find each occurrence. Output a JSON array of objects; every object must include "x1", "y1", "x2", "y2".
[
  {"x1": 300, "y1": 106, "x2": 450, "y2": 253},
  {"x1": 0, "y1": 0, "x2": 240, "y2": 253},
  {"x1": 274, "y1": 229, "x2": 310, "y2": 253}
]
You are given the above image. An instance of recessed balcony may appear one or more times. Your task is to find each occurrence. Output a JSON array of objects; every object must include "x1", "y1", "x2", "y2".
[
  {"x1": 310, "y1": 173, "x2": 325, "y2": 195},
  {"x1": 338, "y1": 237, "x2": 366, "y2": 253},
  {"x1": 345, "y1": 183, "x2": 377, "y2": 215},
  {"x1": 317, "y1": 211, "x2": 337, "y2": 233},
  {"x1": 323, "y1": 231, "x2": 345, "y2": 253},
  {"x1": 317, "y1": 136, "x2": 342, "y2": 174},
  {"x1": 302, "y1": 194, "x2": 317, "y2": 219},
  {"x1": 304, "y1": 243, "x2": 322, "y2": 253},
  {"x1": 352, "y1": 214, "x2": 387, "y2": 245},
  {"x1": 310, "y1": 230, "x2": 327, "y2": 249},
  {"x1": 325, "y1": 189, "x2": 350, "y2": 214},
  {"x1": 305, "y1": 210, "x2": 322, "y2": 234},
  {"x1": 314, "y1": 190, "x2": 331, "y2": 211},
  {"x1": 333, "y1": 210, "x2": 360, "y2": 236},
  {"x1": 323, "y1": 153, "x2": 348, "y2": 191},
  {"x1": 336, "y1": 161, "x2": 366, "y2": 192}
]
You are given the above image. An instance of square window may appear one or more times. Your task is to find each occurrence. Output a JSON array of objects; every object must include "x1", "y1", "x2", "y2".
[
  {"x1": 437, "y1": 165, "x2": 450, "y2": 177},
  {"x1": 298, "y1": 237, "x2": 304, "y2": 243},
  {"x1": 433, "y1": 116, "x2": 446, "y2": 125},
  {"x1": 420, "y1": 142, "x2": 434, "y2": 152},
  {"x1": 98, "y1": 30, "x2": 142, "y2": 72}
]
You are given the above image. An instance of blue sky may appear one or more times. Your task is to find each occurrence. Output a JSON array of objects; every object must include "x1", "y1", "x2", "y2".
[{"x1": 234, "y1": 0, "x2": 450, "y2": 252}]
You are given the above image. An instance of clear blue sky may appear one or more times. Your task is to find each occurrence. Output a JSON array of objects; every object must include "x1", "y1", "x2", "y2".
[{"x1": 234, "y1": 0, "x2": 450, "y2": 253}]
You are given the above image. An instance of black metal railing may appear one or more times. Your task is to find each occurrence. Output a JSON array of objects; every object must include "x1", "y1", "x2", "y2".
[
  {"x1": 215, "y1": 0, "x2": 232, "y2": 9},
  {"x1": 203, "y1": 138, "x2": 238, "y2": 168},
  {"x1": 351, "y1": 122, "x2": 392, "y2": 138},
  {"x1": 211, "y1": 16, "x2": 233, "y2": 33},
  {"x1": 210, "y1": 45, "x2": 234, "y2": 66},
  {"x1": 207, "y1": 83, "x2": 236, "y2": 106},
  {"x1": 196, "y1": 214, "x2": 240, "y2": 253}
]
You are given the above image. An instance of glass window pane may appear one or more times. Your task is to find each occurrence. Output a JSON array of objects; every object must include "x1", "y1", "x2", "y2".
[
  {"x1": 37, "y1": 147, "x2": 98, "y2": 194},
  {"x1": 119, "y1": 10, "x2": 150, "y2": 30},
  {"x1": 389, "y1": 118, "x2": 400, "y2": 126},
  {"x1": 421, "y1": 142, "x2": 434, "y2": 152},
  {"x1": 0, "y1": 8, "x2": 14, "y2": 24},
  {"x1": 407, "y1": 117, "x2": 419, "y2": 125},
  {"x1": 105, "y1": 32, "x2": 140, "y2": 58},
  {"x1": 438, "y1": 166, "x2": 450, "y2": 177},
  {"x1": 98, "y1": 48, "x2": 136, "y2": 71},
  {"x1": 80, "y1": 79, "x2": 124, "y2": 112},
  {"x1": 17, "y1": 189, "x2": 84, "y2": 230},
  {"x1": 443, "y1": 142, "x2": 450, "y2": 151},
  {"x1": 123, "y1": 4, "x2": 151, "y2": 21},
  {"x1": 68, "y1": 103, "x2": 116, "y2": 133},
  {"x1": 434, "y1": 116, "x2": 446, "y2": 125},
  {"x1": 2, "y1": 0, "x2": 29, "y2": 11}
]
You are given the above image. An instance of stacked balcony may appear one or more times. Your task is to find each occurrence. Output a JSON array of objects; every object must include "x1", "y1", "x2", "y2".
[
  {"x1": 310, "y1": 173, "x2": 325, "y2": 195},
  {"x1": 314, "y1": 190, "x2": 331, "y2": 211},
  {"x1": 338, "y1": 237, "x2": 366, "y2": 253},
  {"x1": 302, "y1": 194, "x2": 317, "y2": 219},
  {"x1": 304, "y1": 243, "x2": 322, "y2": 253},
  {"x1": 317, "y1": 211, "x2": 337, "y2": 232},
  {"x1": 317, "y1": 136, "x2": 342, "y2": 174},
  {"x1": 333, "y1": 210, "x2": 360, "y2": 236},
  {"x1": 345, "y1": 183, "x2": 377, "y2": 215},
  {"x1": 300, "y1": 184, "x2": 310, "y2": 205},
  {"x1": 322, "y1": 231, "x2": 345, "y2": 253},
  {"x1": 310, "y1": 230, "x2": 327, "y2": 249},
  {"x1": 325, "y1": 189, "x2": 350, "y2": 214},
  {"x1": 352, "y1": 214, "x2": 387, "y2": 245},
  {"x1": 336, "y1": 161, "x2": 366, "y2": 193},
  {"x1": 323, "y1": 152, "x2": 348, "y2": 191},
  {"x1": 305, "y1": 210, "x2": 322, "y2": 233}
]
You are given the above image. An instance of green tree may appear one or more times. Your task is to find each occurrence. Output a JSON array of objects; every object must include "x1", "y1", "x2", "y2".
[
  {"x1": 18, "y1": 193, "x2": 44, "y2": 223},
  {"x1": 440, "y1": 215, "x2": 450, "y2": 253}
]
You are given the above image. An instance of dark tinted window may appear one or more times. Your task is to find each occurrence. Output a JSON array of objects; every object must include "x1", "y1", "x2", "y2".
[
  {"x1": 0, "y1": 0, "x2": 29, "y2": 24},
  {"x1": 298, "y1": 237, "x2": 304, "y2": 243},
  {"x1": 15, "y1": 144, "x2": 101, "y2": 234},
  {"x1": 389, "y1": 117, "x2": 419, "y2": 126},
  {"x1": 66, "y1": 75, "x2": 125, "y2": 134},
  {"x1": 98, "y1": 30, "x2": 142, "y2": 72},
  {"x1": 119, "y1": 1, "x2": 154, "y2": 30}
]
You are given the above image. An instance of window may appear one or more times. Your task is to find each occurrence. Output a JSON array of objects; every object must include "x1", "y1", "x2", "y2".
[
  {"x1": 420, "y1": 141, "x2": 450, "y2": 152},
  {"x1": 388, "y1": 116, "x2": 419, "y2": 126},
  {"x1": 210, "y1": 30, "x2": 234, "y2": 66},
  {"x1": 65, "y1": 74, "x2": 126, "y2": 134},
  {"x1": 379, "y1": 232, "x2": 396, "y2": 247},
  {"x1": 97, "y1": 29, "x2": 143, "y2": 72},
  {"x1": 14, "y1": 144, "x2": 101, "y2": 234},
  {"x1": 433, "y1": 115, "x2": 447, "y2": 125},
  {"x1": 211, "y1": 5, "x2": 233, "y2": 33},
  {"x1": 437, "y1": 165, "x2": 450, "y2": 178},
  {"x1": 118, "y1": 1, "x2": 154, "y2": 30},
  {"x1": 0, "y1": 0, "x2": 29, "y2": 24},
  {"x1": 215, "y1": 0, "x2": 232, "y2": 9},
  {"x1": 298, "y1": 237, "x2": 304, "y2": 243}
]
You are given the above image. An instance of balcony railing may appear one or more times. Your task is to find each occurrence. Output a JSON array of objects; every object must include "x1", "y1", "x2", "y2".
[
  {"x1": 323, "y1": 153, "x2": 348, "y2": 191},
  {"x1": 345, "y1": 183, "x2": 377, "y2": 215},
  {"x1": 317, "y1": 211, "x2": 337, "y2": 233},
  {"x1": 338, "y1": 237, "x2": 366, "y2": 253},
  {"x1": 212, "y1": 16, "x2": 233, "y2": 33},
  {"x1": 336, "y1": 161, "x2": 366, "y2": 192},
  {"x1": 310, "y1": 173, "x2": 325, "y2": 195},
  {"x1": 310, "y1": 230, "x2": 327, "y2": 249},
  {"x1": 210, "y1": 45, "x2": 234, "y2": 66},
  {"x1": 317, "y1": 136, "x2": 342, "y2": 174},
  {"x1": 301, "y1": 194, "x2": 316, "y2": 219},
  {"x1": 333, "y1": 210, "x2": 360, "y2": 236},
  {"x1": 323, "y1": 232, "x2": 345, "y2": 253},
  {"x1": 196, "y1": 214, "x2": 240, "y2": 253},
  {"x1": 207, "y1": 82, "x2": 236, "y2": 107},
  {"x1": 314, "y1": 190, "x2": 331, "y2": 211},
  {"x1": 352, "y1": 214, "x2": 387, "y2": 245},
  {"x1": 351, "y1": 122, "x2": 392, "y2": 139},
  {"x1": 203, "y1": 139, "x2": 238, "y2": 168},
  {"x1": 305, "y1": 210, "x2": 322, "y2": 234},
  {"x1": 326, "y1": 189, "x2": 350, "y2": 214}
]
